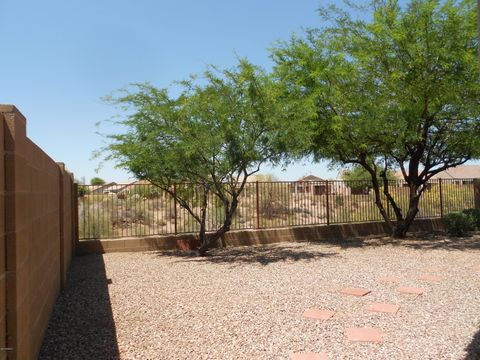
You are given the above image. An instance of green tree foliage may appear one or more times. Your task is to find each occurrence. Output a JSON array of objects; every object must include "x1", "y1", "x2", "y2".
[
  {"x1": 101, "y1": 61, "x2": 308, "y2": 255},
  {"x1": 90, "y1": 177, "x2": 106, "y2": 185},
  {"x1": 341, "y1": 165, "x2": 396, "y2": 192},
  {"x1": 77, "y1": 185, "x2": 89, "y2": 197},
  {"x1": 272, "y1": 0, "x2": 480, "y2": 237}
]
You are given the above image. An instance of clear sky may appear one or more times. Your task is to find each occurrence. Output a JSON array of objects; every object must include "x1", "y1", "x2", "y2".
[
  {"x1": 1, "y1": 0, "x2": 343, "y2": 183},
  {"x1": 7, "y1": 0, "x2": 470, "y2": 184}
]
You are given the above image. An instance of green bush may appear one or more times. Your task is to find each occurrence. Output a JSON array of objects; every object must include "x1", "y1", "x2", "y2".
[
  {"x1": 77, "y1": 185, "x2": 90, "y2": 197},
  {"x1": 443, "y1": 212, "x2": 475, "y2": 237},
  {"x1": 462, "y1": 208, "x2": 480, "y2": 229}
]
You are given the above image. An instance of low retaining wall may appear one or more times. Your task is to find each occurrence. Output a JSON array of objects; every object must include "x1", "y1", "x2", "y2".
[{"x1": 77, "y1": 218, "x2": 444, "y2": 255}]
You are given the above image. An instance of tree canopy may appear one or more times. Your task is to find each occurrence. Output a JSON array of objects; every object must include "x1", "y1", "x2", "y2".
[
  {"x1": 101, "y1": 60, "x2": 309, "y2": 254},
  {"x1": 90, "y1": 177, "x2": 106, "y2": 185},
  {"x1": 272, "y1": 0, "x2": 480, "y2": 236}
]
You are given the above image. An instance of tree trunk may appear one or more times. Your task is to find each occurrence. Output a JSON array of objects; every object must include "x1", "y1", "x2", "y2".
[
  {"x1": 392, "y1": 185, "x2": 420, "y2": 238},
  {"x1": 367, "y1": 169, "x2": 395, "y2": 233},
  {"x1": 392, "y1": 220, "x2": 410, "y2": 238},
  {"x1": 197, "y1": 226, "x2": 229, "y2": 256},
  {"x1": 197, "y1": 219, "x2": 208, "y2": 256},
  {"x1": 196, "y1": 196, "x2": 239, "y2": 256},
  {"x1": 196, "y1": 185, "x2": 210, "y2": 256}
]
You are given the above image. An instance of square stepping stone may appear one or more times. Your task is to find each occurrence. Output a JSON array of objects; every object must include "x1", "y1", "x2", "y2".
[
  {"x1": 416, "y1": 275, "x2": 443, "y2": 283},
  {"x1": 378, "y1": 276, "x2": 402, "y2": 283},
  {"x1": 291, "y1": 352, "x2": 328, "y2": 360},
  {"x1": 398, "y1": 286, "x2": 424, "y2": 295},
  {"x1": 345, "y1": 327, "x2": 382, "y2": 342},
  {"x1": 340, "y1": 288, "x2": 371, "y2": 297},
  {"x1": 368, "y1": 302, "x2": 400, "y2": 314},
  {"x1": 303, "y1": 309, "x2": 336, "y2": 321},
  {"x1": 470, "y1": 265, "x2": 480, "y2": 272}
]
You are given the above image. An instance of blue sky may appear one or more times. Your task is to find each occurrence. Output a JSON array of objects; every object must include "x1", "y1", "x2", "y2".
[
  {"x1": 10, "y1": 1, "x2": 469, "y2": 184},
  {"x1": 1, "y1": 0, "x2": 343, "y2": 183}
]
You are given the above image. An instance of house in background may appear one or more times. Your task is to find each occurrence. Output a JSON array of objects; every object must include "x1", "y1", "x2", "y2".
[
  {"x1": 395, "y1": 165, "x2": 480, "y2": 184},
  {"x1": 90, "y1": 182, "x2": 117, "y2": 194},
  {"x1": 430, "y1": 165, "x2": 480, "y2": 184},
  {"x1": 291, "y1": 175, "x2": 332, "y2": 195},
  {"x1": 90, "y1": 182, "x2": 131, "y2": 194},
  {"x1": 117, "y1": 179, "x2": 152, "y2": 193}
]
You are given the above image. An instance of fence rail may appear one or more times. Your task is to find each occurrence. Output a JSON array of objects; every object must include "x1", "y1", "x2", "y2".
[{"x1": 78, "y1": 178, "x2": 476, "y2": 240}]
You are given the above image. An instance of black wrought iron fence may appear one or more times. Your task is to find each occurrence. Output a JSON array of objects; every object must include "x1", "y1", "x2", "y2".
[{"x1": 78, "y1": 178, "x2": 476, "y2": 239}]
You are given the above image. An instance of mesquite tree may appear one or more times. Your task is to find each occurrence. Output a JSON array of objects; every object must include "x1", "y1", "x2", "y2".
[
  {"x1": 341, "y1": 165, "x2": 396, "y2": 193},
  {"x1": 272, "y1": 0, "x2": 480, "y2": 237},
  {"x1": 101, "y1": 61, "x2": 309, "y2": 255}
]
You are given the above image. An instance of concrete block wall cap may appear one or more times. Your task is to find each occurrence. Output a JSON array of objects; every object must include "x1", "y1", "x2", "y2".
[
  {"x1": 0, "y1": 105, "x2": 26, "y2": 121},
  {"x1": 0, "y1": 105, "x2": 19, "y2": 112}
]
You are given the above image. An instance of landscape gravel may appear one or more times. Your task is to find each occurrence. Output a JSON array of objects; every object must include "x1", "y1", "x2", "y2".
[{"x1": 40, "y1": 234, "x2": 480, "y2": 359}]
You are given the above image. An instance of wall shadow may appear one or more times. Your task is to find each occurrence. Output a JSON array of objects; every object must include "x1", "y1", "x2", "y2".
[
  {"x1": 465, "y1": 327, "x2": 480, "y2": 360},
  {"x1": 39, "y1": 254, "x2": 119, "y2": 359},
  {"x1": 155, "y1": 244, "x2": 338, "y2": 266}
]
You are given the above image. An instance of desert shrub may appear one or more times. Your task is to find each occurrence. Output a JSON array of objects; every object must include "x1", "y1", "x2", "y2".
[
  {"x1": 77, "y1": 185, "x2": 90, "y2": 197},
  {"x1": 257, "y1": 181, "x2": 290, "y2": 219},
  {"x1": 334, "y1": 195, "x2": 344, "y2": 207},
  {"x1": 208, "y1": 197, "x2": 226, "y2": 229},
  {"x1": 443, "y1": 212, "x2": 475, "y2": 237},
  {"x1": 129, "y1": 185, "x2": 162, "y2": 199},
  {"x1": 148, "y1": 197, "x2": 165, "y2": 211},
  {"x1": 156, "y1": 218, "x2": 167, "y2": 226},
  {"x1": 462, "y1": 208, "x2": 480, "y2": 229},
  {"x1": 111, "y1": 197, "x2": 152, "y2": 231},
  {"x1": 80, "y1": 204, "x2": 114, "y2": 239}
]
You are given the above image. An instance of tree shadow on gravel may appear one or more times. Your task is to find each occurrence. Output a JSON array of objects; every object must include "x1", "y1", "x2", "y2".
[
  {"x1": 155, "y1": 231, "x2": 480, "y2": 266},
  {"x1": 465, "y1": 327, "x2": 480, "y2": 360},
  {"x1": 318, "y1": 232, "x2": 480, "y2": 252},
  {"x1": 39, "y1": 254, "x2": 119, "y2": 360},
  {"x1": 155, "y1": 243, "x2": 338, "y2": 266}
]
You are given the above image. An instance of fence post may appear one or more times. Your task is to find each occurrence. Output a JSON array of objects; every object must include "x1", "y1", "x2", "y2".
[
  {"x1": 325, "y1": 180, "x2": 330, "y2": 226},
  {"x1": 256, "y1": 181, "x2": 260, "y2": 229},
  {"x1": 57, "y1": 163, "x2": 66, "y2": 289},
  {"x1": 173, "y1": 183, "x2": 178, "y2": 234},
  {"x1": 439, "y1": 178, "x2": 444, "y2": 218},
  {"x1": 73, "y1": 183, "x2": 79, "y2": 248},
  {"x1": 474, "y1": 178, "x2": 480, "y2": 210}
]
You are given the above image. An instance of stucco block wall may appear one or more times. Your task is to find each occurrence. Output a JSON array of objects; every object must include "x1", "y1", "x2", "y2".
[
  {"x1": 0, "y1": 105, "x2": 76, "y2": 360},
  {"x1": 0, "y1": 113, "x2": 7, "y2": 360}
]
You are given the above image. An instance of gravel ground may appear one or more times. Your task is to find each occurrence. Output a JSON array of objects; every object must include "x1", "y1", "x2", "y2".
[{"x1": 41, "y1": 234, "x2": 480, "y2": 360}]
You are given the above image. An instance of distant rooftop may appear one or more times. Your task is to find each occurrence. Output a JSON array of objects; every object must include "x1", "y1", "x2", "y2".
[
  {"x1": 430, "y1": 165, "x2": 480, "y2": 179},
  {"x1": 395, "y1": 165, "x2": 480, "y2": 180},
  {"x1": 296, "y1": 175, "x2": 325, "y2": 182}
]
